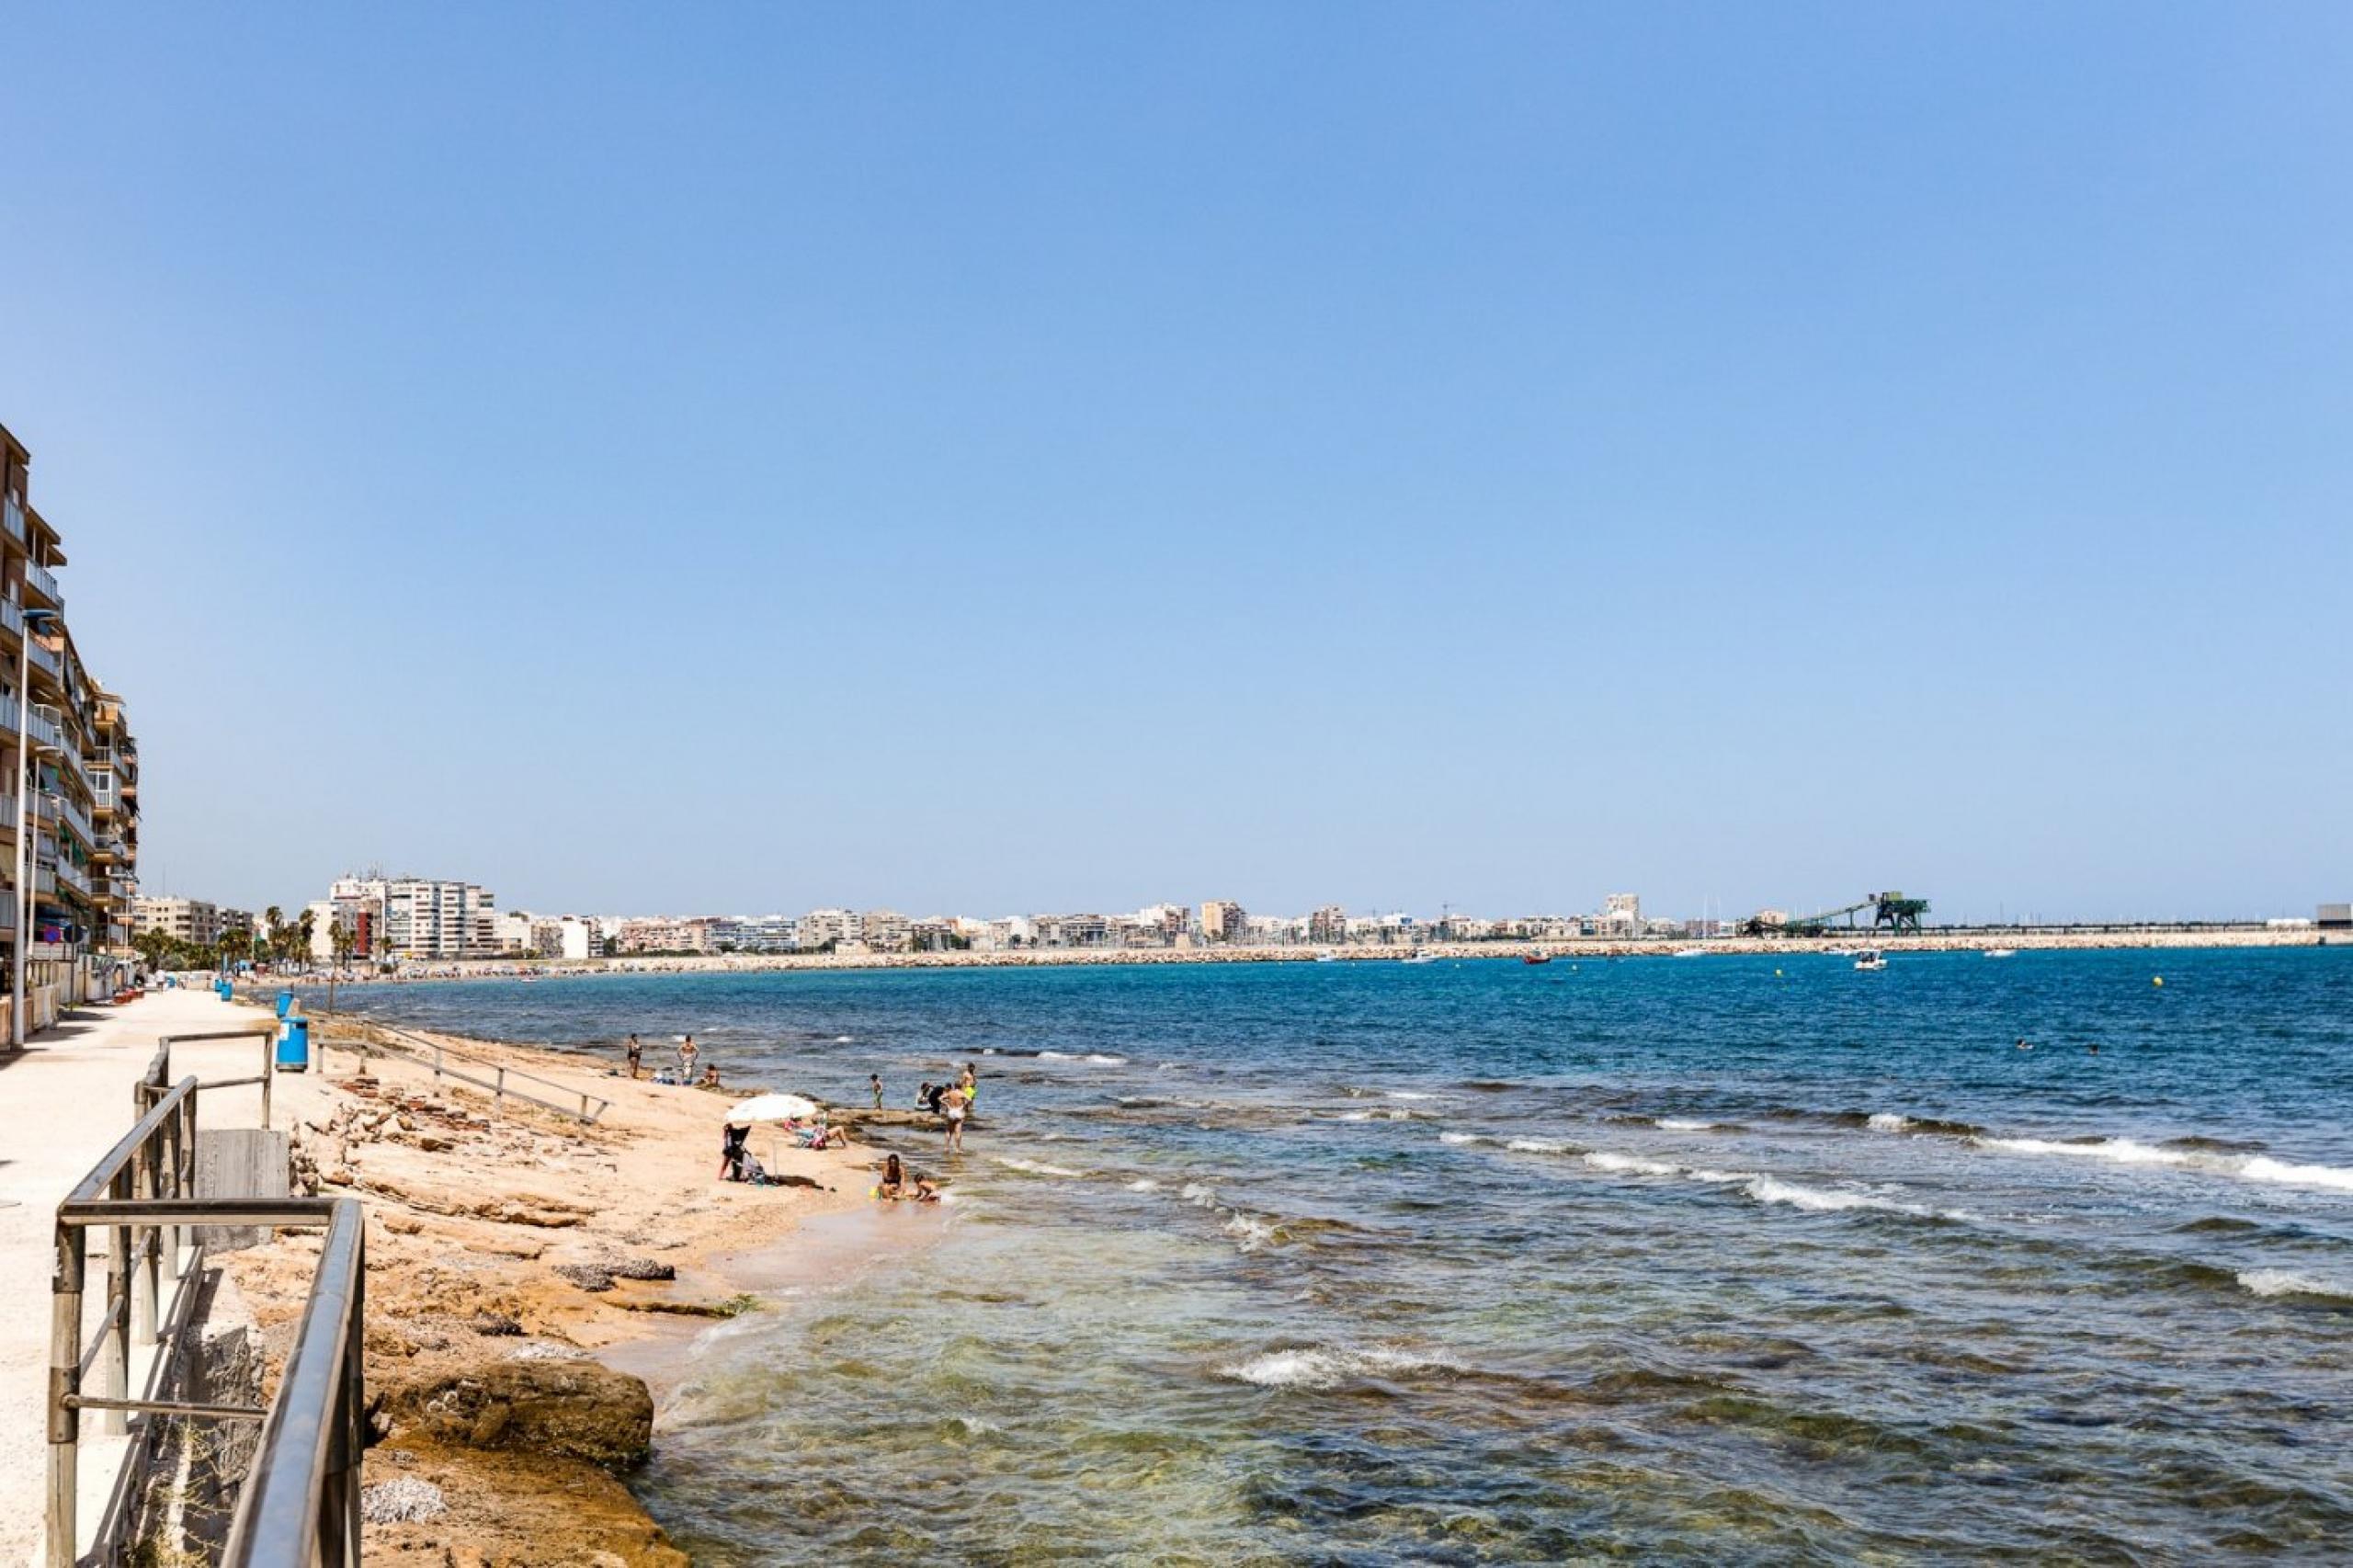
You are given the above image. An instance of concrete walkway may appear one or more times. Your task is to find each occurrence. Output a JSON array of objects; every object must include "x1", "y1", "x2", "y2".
[{"x1": 0, "y1": 987, "x2": 280, "y2": 1568}]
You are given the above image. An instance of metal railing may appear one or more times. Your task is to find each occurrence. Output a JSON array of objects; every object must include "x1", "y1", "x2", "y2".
[
  {"x1": 28, "y1": 559, "x2": 63, "y2": 607},
  {"x1": 220, "y1": 1202, "x2": 364, "y2": 1568},
  {"x1": 362, "y1": 1020, "x2": 611, "y2": 1123},
  {"x1": 4, "y1": 493, "x2": 25, "y2": 543},
  {"x1": 45, "y1": 1026, "x2": 348, "y2": 1566}
]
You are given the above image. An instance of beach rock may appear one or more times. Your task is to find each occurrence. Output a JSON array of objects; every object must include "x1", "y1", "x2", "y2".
[
  {"x1": 605, "y1": 1256, "x2": 675, "y2": 1281},
  {"x1": 387, "y1": 1359, "x2": 656, "y2": 1471},
  {"x1": 361, "y1": 1475, "x2": 448, "y2": 1524},
  {"x1": 554, "y1": 1263, "x2": 615, "y2": 1292},
  {"x1": 468, "y1": 1312, "x2": 523, "y2": 1337}
]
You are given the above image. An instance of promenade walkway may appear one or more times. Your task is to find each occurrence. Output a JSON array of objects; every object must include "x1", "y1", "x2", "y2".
[{"x1": 0, "y1": 986, "x2": 275, "y2": 1568}]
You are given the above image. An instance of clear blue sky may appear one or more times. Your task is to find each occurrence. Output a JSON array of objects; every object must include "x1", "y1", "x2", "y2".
[{"x1": 5, "y1": 4, "x2": 2347, "y2": 922}]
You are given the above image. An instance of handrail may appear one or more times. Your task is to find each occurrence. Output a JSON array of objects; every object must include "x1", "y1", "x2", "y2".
[
  {"x1": 150, "y1": 1027, "x2": 281, "y2": 1128},
  {"x1": 68, "y1": 1074, "x2": 195, "y2": 1205},
  {"x1": 367, "y1": 1021, "x2": 611, "y2": 1123},
  {"x1": 221, "y1": 1199, "x2": 364, "y2": 1568},
  {"x1": 47, "y1": 1030, "x2": 367, "y2": 1568}
]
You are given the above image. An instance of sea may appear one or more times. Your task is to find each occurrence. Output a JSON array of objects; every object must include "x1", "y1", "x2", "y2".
[{"x1": 314, "y1": 947, "x2": 2353, "y2": 1563}]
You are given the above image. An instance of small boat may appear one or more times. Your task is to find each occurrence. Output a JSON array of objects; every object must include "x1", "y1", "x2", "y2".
[
  {"x1": 1314, "y1": 949, "x2": 1339, "y2": 963},
  {"x1": 1673, "y1": 947, "x2": 1707, "y2": 959},
  {"x1": 1402, "y1": 950, "x2": 1436, "y2": 965},
  {"x1": 1854, "y1": 949, "x2": 1887, "y2": 971},
  {"x1": 1523, "y1": 953, "x2": 1552, "y2": 966},
  {"x1": 1983, "y1": 948, "x2": 2017, "y2": 959}
]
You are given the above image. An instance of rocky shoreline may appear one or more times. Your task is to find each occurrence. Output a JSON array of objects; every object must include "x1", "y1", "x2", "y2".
[{"x1": 218, "y1": 1015, "x2": 882, "y2": 1566}]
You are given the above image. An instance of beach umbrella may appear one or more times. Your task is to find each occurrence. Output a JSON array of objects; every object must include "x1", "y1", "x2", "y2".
[{"x1": 726, "y1": 1092, "x2": 821, "y2": 1127}]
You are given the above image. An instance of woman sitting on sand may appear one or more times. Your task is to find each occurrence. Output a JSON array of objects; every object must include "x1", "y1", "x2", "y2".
[
  {"x1": 875, "y1": 1153, "x2": 938, "y2": 1203},
  {"x1": 788, "y1": 1116, "x2": 847, "y2": 1150}
]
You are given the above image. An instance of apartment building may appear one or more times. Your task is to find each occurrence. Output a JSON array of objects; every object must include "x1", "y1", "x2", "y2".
[
  {"x1": 1, "y1": 420, "x2": 140, "y2": 1029},
  {"x1": 616, "y1": 917, "x2": 712, "y2": 954},
  {"x1": 1199, "y1": 900, "x2": 1246, "y2": 943},
  {"x1": 133, "y1": 897, "x2": 223, "y2": 948},
  {"x1": 324, "y1": 874, "x2": 496, "y2": 960}
]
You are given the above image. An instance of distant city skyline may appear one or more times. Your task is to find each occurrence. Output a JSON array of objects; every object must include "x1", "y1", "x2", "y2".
[{"x1": 6, "y1": 6, "x2": 2347, "y2": 922}]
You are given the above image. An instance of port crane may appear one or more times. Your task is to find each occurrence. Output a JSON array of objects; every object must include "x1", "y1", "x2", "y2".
[{"x1": 1741, "y1": 892, "x2": 1929, "y2": 938}]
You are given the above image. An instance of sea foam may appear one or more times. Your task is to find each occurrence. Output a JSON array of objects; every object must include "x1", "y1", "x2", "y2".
[
  {"x1": 2237, "y1": 1268, "x2": 2353, "y2": 1301},
  {"x1": 1977, "y1": 1136, "x2": 2353, "y2": 1192},
  {"x1": 1217, "y1": 1345, "x2": 1455, "y2": 1390},
  {"x1": 994, "y1": 1156, "x2": 1086, "y2": 1178}
]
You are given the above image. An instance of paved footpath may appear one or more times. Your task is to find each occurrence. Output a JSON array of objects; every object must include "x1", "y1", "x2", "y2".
[{"x1": 0, "y1": 987, "x2": 280, "y2": 1567}]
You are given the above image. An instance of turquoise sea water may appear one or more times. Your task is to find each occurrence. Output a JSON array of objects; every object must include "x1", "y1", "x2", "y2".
[{"x1": 316, "y1": 948, "x2": 2353, "y2": 1562}]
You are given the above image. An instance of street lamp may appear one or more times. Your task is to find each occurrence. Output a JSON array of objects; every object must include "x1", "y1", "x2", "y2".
[{"x1": 11, "y1": 604, "x2": 59, "y2": 1051}]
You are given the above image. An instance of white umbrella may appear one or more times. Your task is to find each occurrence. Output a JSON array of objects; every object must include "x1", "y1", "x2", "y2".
[{"x1": 726, "y1": 1092, "x2": 821, "y2": 1127}]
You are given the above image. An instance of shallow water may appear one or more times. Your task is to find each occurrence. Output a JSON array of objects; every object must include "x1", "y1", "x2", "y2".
[{"x1": 319, "y1": 948, "x2": 2353, "y2": 1562}]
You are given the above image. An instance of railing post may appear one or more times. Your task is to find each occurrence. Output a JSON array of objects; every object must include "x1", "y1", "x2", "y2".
[
  {"x1": 47, "y1": 1225, "x2": 84, "y2": 1568},
  {"x1": 260, "y1": 1029, "x2": 273, "y2": 1131},
  {"x1": 102, "y1": 1168, "x2": 131, "y2": 1436},
  {"x1": 131, "y1": 1141, "x2": 158, "y2": 1350},
  {"x1": 495, "y1": 1065, "x2": 506, "y2": 1110}
]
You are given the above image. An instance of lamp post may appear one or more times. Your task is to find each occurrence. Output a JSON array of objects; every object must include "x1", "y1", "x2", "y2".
[{"x1": 11, "y1": 604, "x2": 57, "y2": 1051}]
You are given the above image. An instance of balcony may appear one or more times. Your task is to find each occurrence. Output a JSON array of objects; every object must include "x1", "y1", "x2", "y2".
[
  {"x1": 28, "y1": 703, "x2": 61, "y2": 754},
  {"x1": 0, "y1": 598, "x2": 19, "y2": 642},
  {"x1": 25, "y1": 560, "x2": 62, "y2": 610},
  {"x1": 27, "y1": 640, "x2": 59, "y2": 681},
  {"x1": 2, "y1": 494, "x2": 22, "y2": 545},
  {"x1": 56, "y1": 858, "x2": 90, "y2": 898},
  {"x1": 45, "y1": 790, "x2": 94, "y2": 848}
]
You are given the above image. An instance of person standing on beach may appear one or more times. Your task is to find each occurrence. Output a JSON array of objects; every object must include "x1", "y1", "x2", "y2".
[
  {"x1": 626, "y1": 1034, "x2": 642, "y2": 1079},
  {"x1": 679, "y1": 1035, "x2": 699, "y2": 1083},
  {"x1": 870, "y1": 1073, "x2": 884, "y2": 1109},
  {"x1": 940, "y1": 1080, "x2": 970, "y2": 1153}
]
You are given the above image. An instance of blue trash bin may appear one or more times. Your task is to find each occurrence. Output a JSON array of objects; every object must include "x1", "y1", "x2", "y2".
[
  {"x1": 277, "y1": 1016, "x2": 311, "y2": 1074},
  {"x1": 276, "y1": 990, "x2": 294, "y2": 1018},
  {"x1": 215, "y1": 979, "x2": 233, "y2": 1001}
]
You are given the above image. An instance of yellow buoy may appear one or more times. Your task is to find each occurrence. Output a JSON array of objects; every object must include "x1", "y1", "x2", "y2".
[{"x1": 2152, "y1": 976, "x2": 2165, "y2": 988}]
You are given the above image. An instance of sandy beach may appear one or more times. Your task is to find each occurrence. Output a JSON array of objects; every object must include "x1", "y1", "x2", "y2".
[{"x1": 220, "y1": 1012, "x2": 892, "y2": 1566}]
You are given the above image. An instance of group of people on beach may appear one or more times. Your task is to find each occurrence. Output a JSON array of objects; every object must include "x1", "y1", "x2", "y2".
[
  {"x1": 624, "y1": 1031, "x2": 722, "y2": 1089},
  {"x1": 912, "y1": 1063, "x2": 978, "y2": 1152}
]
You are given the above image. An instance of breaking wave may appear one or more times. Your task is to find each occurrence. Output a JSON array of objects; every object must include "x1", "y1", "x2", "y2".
[
  {"x1": 1976, "y1": 1137, "x2": 2353, "y2": 1192},
  {"x1": 1217, "y1": 1345, "x2": 1459, "y2": 1390},
  {"x1": 2237, "y1": 1269, "x2": 2353, "y2": 1302}
]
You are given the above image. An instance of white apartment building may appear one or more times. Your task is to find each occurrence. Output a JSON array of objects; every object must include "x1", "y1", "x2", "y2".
[
  {"x1": 558, "y1": 917, "x2": 599, "y2": 960},
  {"x1": 371, "y1": 877, "x2": 497, "y2": 960}
]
